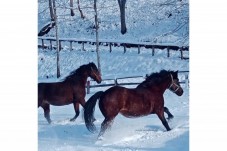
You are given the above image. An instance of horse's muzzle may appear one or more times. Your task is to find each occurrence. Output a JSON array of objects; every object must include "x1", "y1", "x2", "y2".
[
  {"x1": 176, "y1": 88, "x2": 184, "y2": 96},
  {"x1": 97, "y1": 78, "x2": 102, "y2": 84}
]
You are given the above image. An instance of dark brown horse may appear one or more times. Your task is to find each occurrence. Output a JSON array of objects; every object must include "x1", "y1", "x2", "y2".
[
  {"x1": 38, "y1": 62, "x2": 102, "y2": 124},
  {"x1": 84, "y1": 70, "x2": 183, "y2": 138}
]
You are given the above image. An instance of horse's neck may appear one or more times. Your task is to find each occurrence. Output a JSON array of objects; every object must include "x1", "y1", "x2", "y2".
[
  {"x1": 159, "y1": 78, "x2": 171, "y2": 93},
  {"x1": 67, "y1": 73, "x2": 89, "y2": 87},
  {"x1": 139, "y1": 78, "x2": 171, "y2": 94},
  {"x1": 77, "y1": 74, "x2": 89, "y2": 86}
]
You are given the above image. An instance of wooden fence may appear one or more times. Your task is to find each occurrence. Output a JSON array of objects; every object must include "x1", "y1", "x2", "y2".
[
  {"x1": 86, "y1": 71, "x2": 189, "y2": 94},
  {"x1": 38, "y1": 37, "x2": 189, "y2": 60}
]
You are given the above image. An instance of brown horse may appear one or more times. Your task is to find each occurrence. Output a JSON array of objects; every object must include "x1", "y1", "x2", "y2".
[
  {"x1": 84, "y1": 70, "x2": 183, "y2": 138},
  {"x1": 38, "y1": 62, "x2": 102, "y2": 124}
]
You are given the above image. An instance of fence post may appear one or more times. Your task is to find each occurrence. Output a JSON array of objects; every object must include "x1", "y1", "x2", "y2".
[
  {"x1": 42, "y1": 39, "x2": 45, "y2": 50},
  {"x1": 109, "y1": 43, "x2": 112, "y2": 52},
  {"x1": 50, "y1": 40, "x2": 53, "y2": 50},
  {"x1": 167, "y1": 46, "x2": 170, "y2": 57},
  {"x1": 185, "y1": 74, "x2": 189, "y2": 88},
  {"x1": 180, "y1": 47, "x2": 183, "y2": 60},
  {"x1": 70, "y1": 41, "x2": 73, "y2": 51},
  {"x1": 138, "y1": 45, "x2": 140, "y2": 54},
  {"x1": 123, "y1": 44, "x2": 126, "y2": 53},
  {"x1": 82, "y1": 42, "x2": 85, "y2": 51},
  {"x1": 59, "y1": 40, "x2": 62, "y2": 51},
  {"x1": 152, "y1": 45, "x2": 155, "y2": 56},
  {"x1": 86, "y1": 81, "x2": 90, "y2": 94},
  {"x1": 114, "y1": 79, "x2": 118, "y2": 85}
]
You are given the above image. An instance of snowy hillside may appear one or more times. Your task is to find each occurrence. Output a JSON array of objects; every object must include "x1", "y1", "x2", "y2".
[{"x1": 38, "y1": 0, "x2": 189, "y2": 45}]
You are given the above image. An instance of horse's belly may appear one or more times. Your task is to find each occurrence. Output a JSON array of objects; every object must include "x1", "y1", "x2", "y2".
[
  {"x1": 45, "y1": 97, "x2": 73, "y2": 106},
  {"x1": 120, "y1": 100, "x2": 152, "y2": 117},
  {"x1": 120, "y1": 108, "x2": 150, "y2": 118}
]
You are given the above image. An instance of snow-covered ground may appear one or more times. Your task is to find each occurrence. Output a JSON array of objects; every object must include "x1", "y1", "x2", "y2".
[
  {"x1": 38, "y1": 1, "x2": 189, "y2": 150},
  {"x1": 38, "y1": 46, "x2": 189, "y2": 151}
]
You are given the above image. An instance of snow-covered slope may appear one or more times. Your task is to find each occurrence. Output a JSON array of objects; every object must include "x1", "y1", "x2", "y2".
[{"x1": 38, "y1": 0, "x2": 189, "y2": 45}]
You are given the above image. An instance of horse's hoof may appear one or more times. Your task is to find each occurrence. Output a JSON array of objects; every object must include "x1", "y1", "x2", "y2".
[
  {"x1": 167, "y1": 116, "x2": 174, "y2": 121},
  {"x1": 70, "y1": 118, "x2": 75, "y2": 122},
  {"x1": 97, "y1": 136, "x2": 104, "y2": 141},
  {"x1": 92, "y1": 118, "x2": 96, "y2": 122}
]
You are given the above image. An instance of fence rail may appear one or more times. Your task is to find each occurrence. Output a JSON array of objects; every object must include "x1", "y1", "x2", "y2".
[
  {"x1": 38, "y1": 37, "x2": 189, "y2": 60},
  {"x1": 86, "y1": 71, "x2": 189, "y2": 94}
]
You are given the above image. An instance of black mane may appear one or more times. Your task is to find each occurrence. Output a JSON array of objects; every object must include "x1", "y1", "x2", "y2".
[
  {"x1": 63, "y1": 63, "x2": 93, "y2": 82},
  {"x1": 138, "y1": 70, "x2": 173, "y2": 87}
]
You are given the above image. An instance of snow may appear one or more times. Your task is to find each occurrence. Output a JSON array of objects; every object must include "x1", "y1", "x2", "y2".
[
  {"x1": 38, "y1": 47, "x2": 189, "y2": 151},
  {"x1": 38, "y1": 0, "x2": 189, "y2": 150},
  {"x1": 38, "y1": 0, "x2": 189, "y2": 45},
  {"x1": 2, "y1": 0, "x2": 227, "y2": 151}
]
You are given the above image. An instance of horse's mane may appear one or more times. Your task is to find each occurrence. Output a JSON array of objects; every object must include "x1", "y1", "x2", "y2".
[
  {"x1": 63, "y1": 64, "x2": 90, "y2": 82},
  {"x1": 138, "y1": 70, "x2": 172, "y2": 87}
]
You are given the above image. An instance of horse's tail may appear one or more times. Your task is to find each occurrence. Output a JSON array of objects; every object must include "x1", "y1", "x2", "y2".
[{"x1": 84, "y1": 91, "x2": 104, "y2": 133}]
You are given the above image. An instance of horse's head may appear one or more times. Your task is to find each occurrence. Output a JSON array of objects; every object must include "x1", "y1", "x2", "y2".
[
  {"x1": 88, "y1": 62, "x2": 102, "y2": 84},
  {"x1": 169, "y1": 71, "x2": 184, "y2": 96}
]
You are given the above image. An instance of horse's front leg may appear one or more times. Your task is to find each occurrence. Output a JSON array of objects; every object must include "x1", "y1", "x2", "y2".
[
  {"x1": 41, "y1": 103, "x2": 52, "y2": 124},
  {"x1": 164, "y1": 106, "x2": 174, "y2": 120},
  {"x1": 70, "y1": 102, "x2": 80, "y2": 122},
  {"x1": 157, "y1": 109, "x2": 171, "y2": 131}
]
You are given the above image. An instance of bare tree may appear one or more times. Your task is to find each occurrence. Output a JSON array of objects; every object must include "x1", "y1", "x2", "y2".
[
  {"x1": 94, "y1": 0, "x2": 101, "y2": 74},
  {"x1": 48, "y1": 0, "x2": 55, "y2": 20},
  {"x1": 38, "y1": 0, "x2": 56, "y2": 36},
  {"x1": 70, "y1": 0, "x2": 75, "y2": 16},
  {"x1": 117, "y1": 0, "x2": 127, "y2": 34},
  {"x1": 53, "y1": 0, "x2": 61, "y2": 78},
  {"x1": 71, "y1": 0, "x2": 85, "y2": 18},
  {"x1": 77, "y1": 0, "x2": 85, "y2": 19}
]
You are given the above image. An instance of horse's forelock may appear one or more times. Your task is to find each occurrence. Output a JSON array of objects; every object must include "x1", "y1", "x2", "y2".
[
  {"x1": 89, "y1": 62, "x2": 98, "y2": 71},
  {"x1": 170, "y1": 70, "x2": 178, "y2": 79}
]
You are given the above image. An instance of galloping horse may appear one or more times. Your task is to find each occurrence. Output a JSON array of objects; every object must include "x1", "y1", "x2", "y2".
[
  {"x1": 84, "y1": 70, "x2": 183, "y2": 138},
  {"x1": 38, "y1": 62, "x2": 102, "y2": 124}
]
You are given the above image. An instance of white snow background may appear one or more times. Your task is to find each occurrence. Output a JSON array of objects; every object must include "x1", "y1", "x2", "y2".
[
  {"x1": 38, "y1": 1, "x2": 189, "y2": 150},
  {"x1": 36, "y1": 0, "x2": 224, "y2": 150},
  {"x1": 1, "y1": 0, "x2": 227, "y2": 151}
]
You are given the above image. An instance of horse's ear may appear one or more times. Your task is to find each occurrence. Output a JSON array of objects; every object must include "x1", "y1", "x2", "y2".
[
  {"x1": 88, "y1": 62, "x2": 93, "y2": 67},
  {"x1": 89, "y1": 62, "x2": 94, "y2": 65}
]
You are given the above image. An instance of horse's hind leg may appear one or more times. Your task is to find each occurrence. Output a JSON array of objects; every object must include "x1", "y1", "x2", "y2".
[
  {"x1": 41, "y1": 103, "x2": 52, "y2": 124},
  {"x1": 164, "y1": 106, "x2": 174, "y2": 120},
  {"x1": 98, "y1": 118, "x2": 113, "y2": 139},
  {"x1": 70, "y1": 102, "x2": 80, "y2": 122}
]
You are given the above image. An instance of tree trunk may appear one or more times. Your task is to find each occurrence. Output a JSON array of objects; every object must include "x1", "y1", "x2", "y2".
[
  {"x1": 94, "y1": 0, "x2": 101, "y2": 74},
  {"x1": 53, "y1": 0, "x2": 61, "y2": 78},
  {"x1": 70, "y1": 0, "x2": 75, "y2": 16},
  {"x1": 117, "y1": 0, "x2": 127, "y2": 34},
  {"x1": 77, "y1": 0, "x2": 85, "y2": 19},
  {"x1": 48, "y1": 0, "x2": 54, "y2": 21}
]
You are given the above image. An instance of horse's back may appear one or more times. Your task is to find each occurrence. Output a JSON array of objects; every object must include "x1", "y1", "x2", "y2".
[{"x1": 99, "y1": 86, "x2": 155, "y2": 117}]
